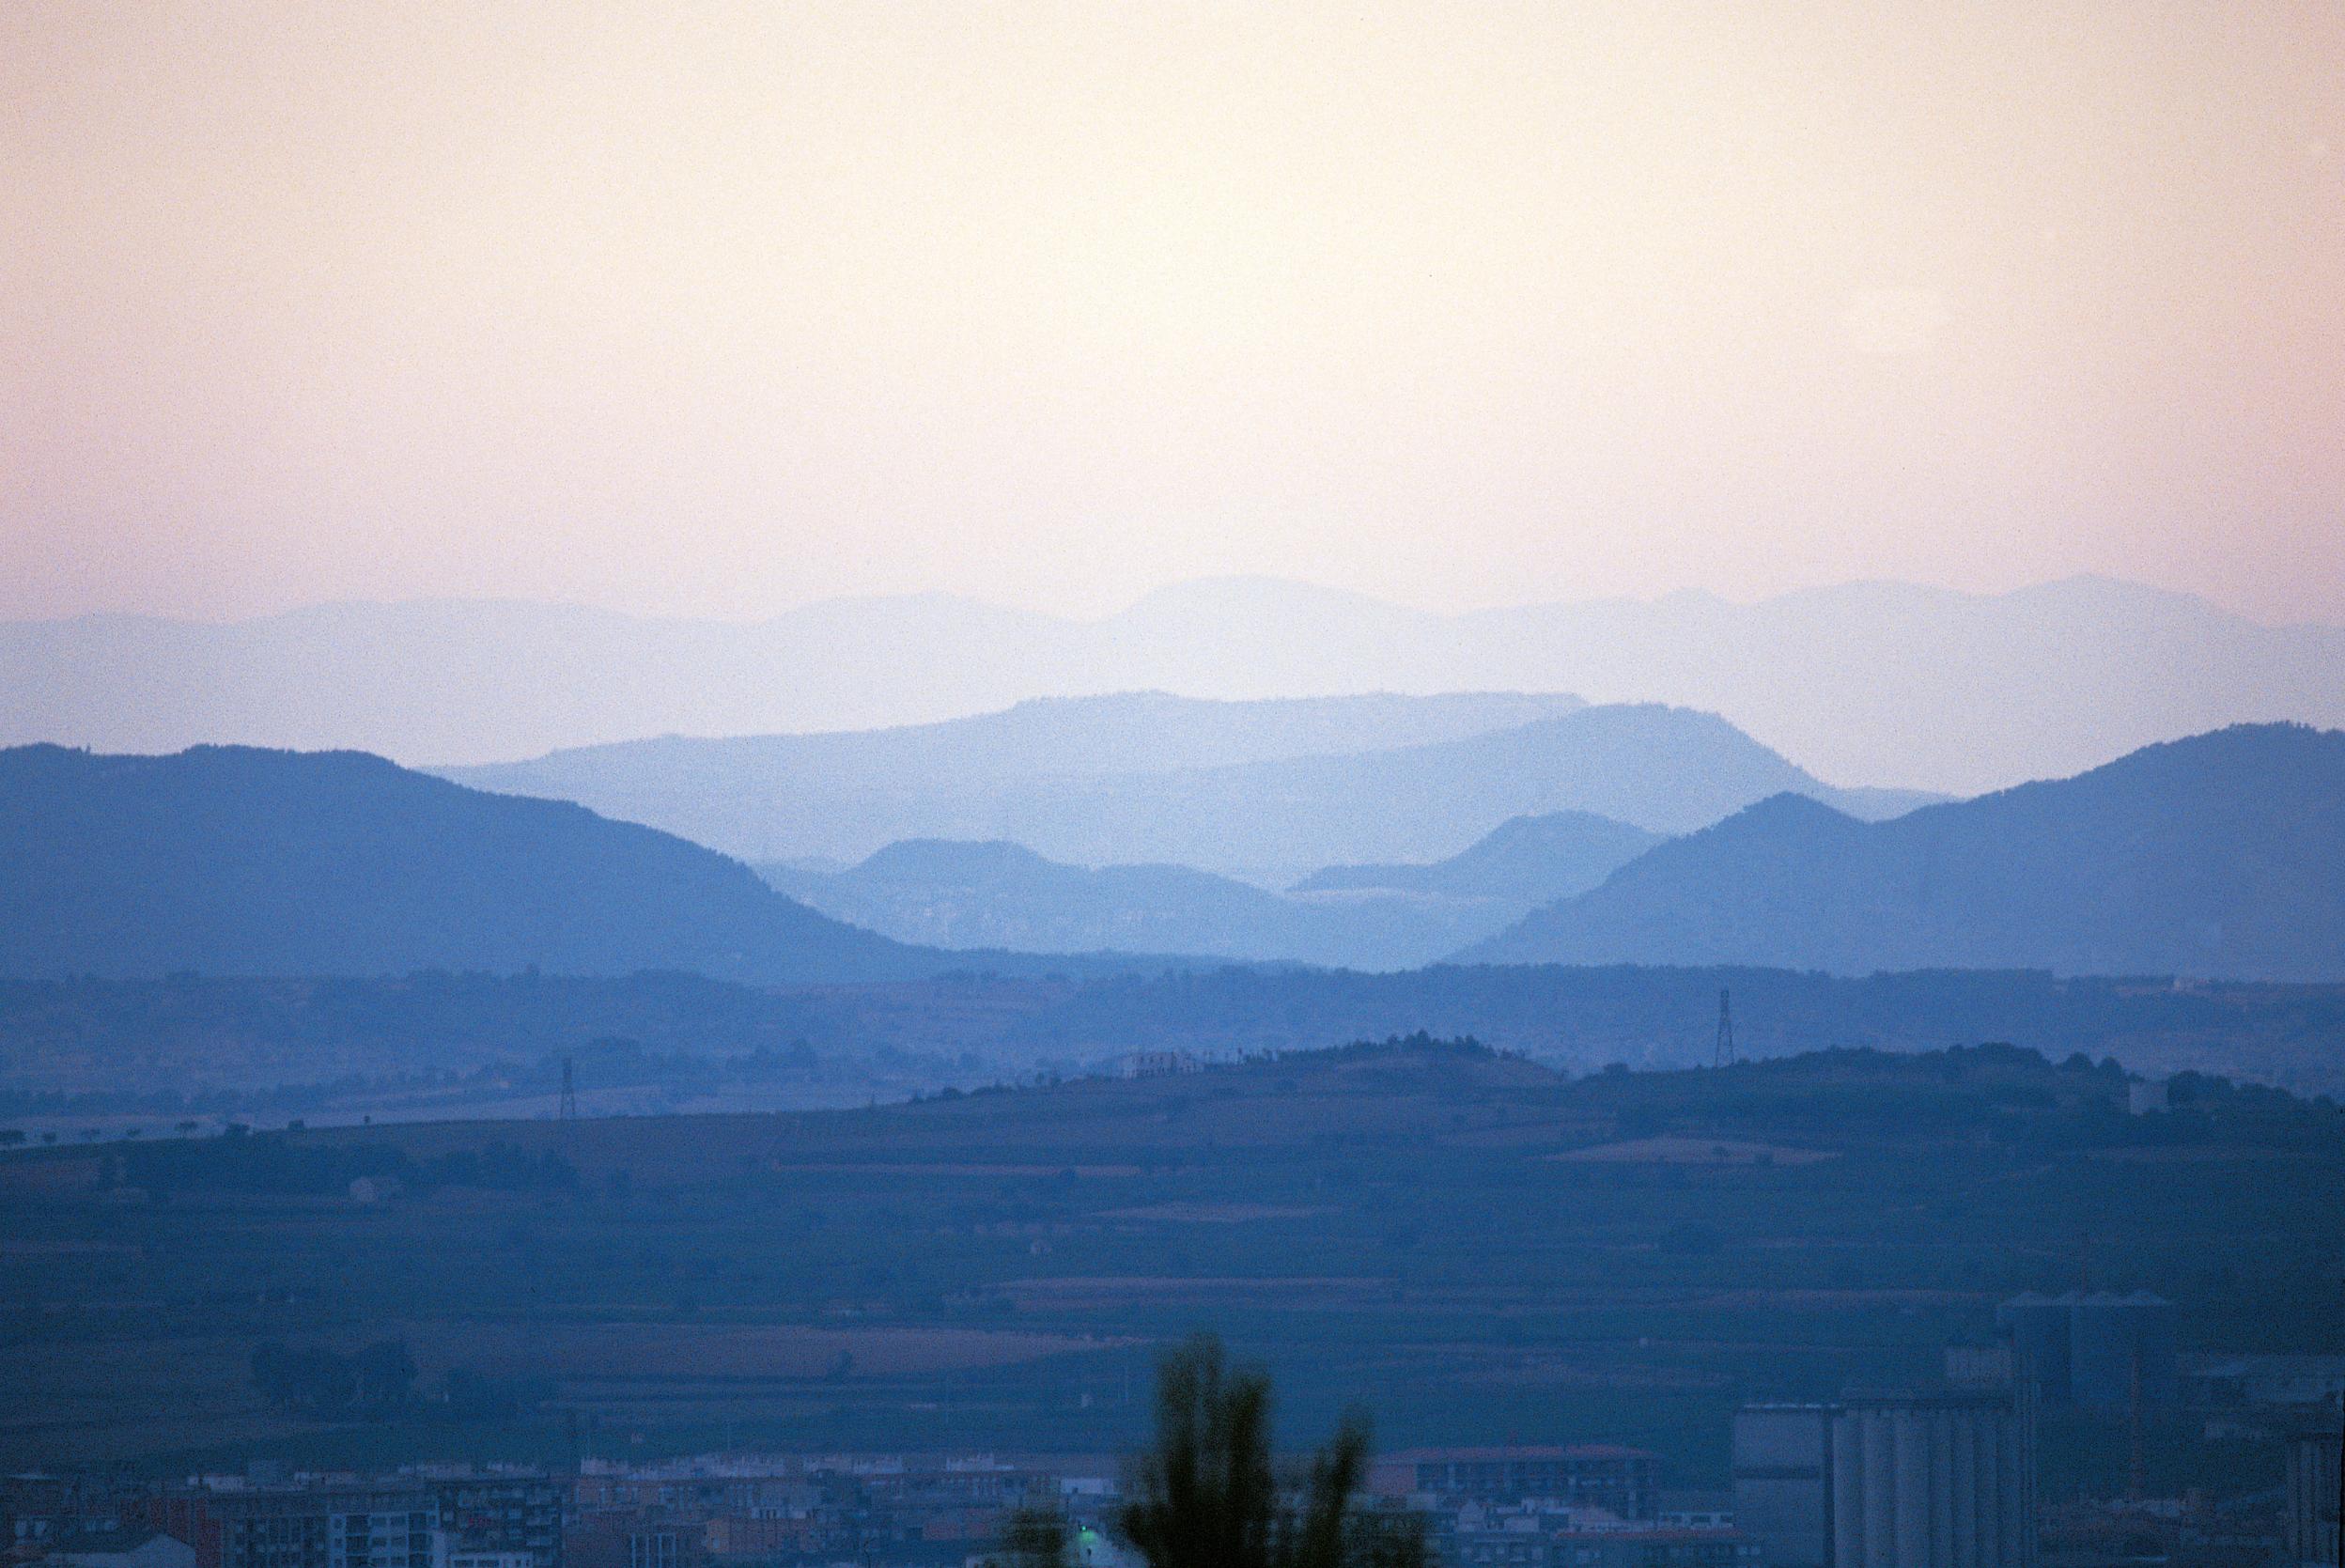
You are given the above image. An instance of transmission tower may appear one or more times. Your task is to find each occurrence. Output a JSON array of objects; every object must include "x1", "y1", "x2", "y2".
[
  {"x1": 560, "y1": 1055, "x2": 578, "y2": 1121},
  {"x1": 1714, "y1": 988, "x2": 1735, "y2": 1067}
]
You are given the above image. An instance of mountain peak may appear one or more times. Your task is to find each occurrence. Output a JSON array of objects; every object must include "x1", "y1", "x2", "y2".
[
  {"x1": 855, "y1": 838, "x2": 1057, "y2": 879},
  {"x1": 1716, "y1": 790, "x2": 1867, "y2": 833}
]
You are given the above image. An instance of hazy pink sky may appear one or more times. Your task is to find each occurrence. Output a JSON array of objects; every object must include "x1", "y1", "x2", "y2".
[{"x1": 3, "y1": 2, "x2": 2340, "y2": 624}]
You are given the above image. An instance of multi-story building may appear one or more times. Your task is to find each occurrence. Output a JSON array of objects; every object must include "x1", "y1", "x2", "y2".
[
  {"x1": 1435, "y1": 1506, "x2": 1757, "y2": 1568},
  {"x1": 426, "y1": 1473, "x2": 562, "y2": 1568},
  {"x1": 1732, "y1": 1406, "x2": 1835, "y2": 1568},
  {"x1": 2286, "y1": 1426, "x2": 2340, "y2": 1568},
  {"x1": 1552, "y1": 1529, "x2": 1761, "y2": 1568},
  {"x1": 698, "y1": 1517, "x2": 821, "y2": 1563},
  {"x1": 180, "y1": 1486, "x2": 441, "y2": 1568},
  {"x1": 1373, "y1": 1447, "x2": 1660, "y2": 1519},
  {"x1": 566, "y1": 1512, "x2": 702, "y2": 1568}
]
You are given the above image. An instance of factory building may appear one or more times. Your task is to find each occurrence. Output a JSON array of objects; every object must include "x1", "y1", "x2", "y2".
[
  {"x1": 1995, "y1": 1296, "x2": 2073, "y2": 1407},
  {"x1": 2066, "y1": 1294, "x2": 2177, "y2": 1411},
  {"x1": 1733, "y1": 1394, "x2": 2034, "y2": 1568},
  {"x1": 1993, "y1": 1292, "x2": 2176, "y2": 1411},
  {"x1": 1732, "y1": 1406, "x2": 1836, "y2": 1568}
]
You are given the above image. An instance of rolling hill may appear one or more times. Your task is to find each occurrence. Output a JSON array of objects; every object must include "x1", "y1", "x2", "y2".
[
  {"x1": 9, "y1": 1037, "x2": 2341, "y2": 1473},
  {"x1": 454, "y1": 698, "x2": 1933, "y2": 882},
  {"x1": 0, "y1": 744, "x2": 947, "y2": 984},
  {"x1": 757, "y1": 838, "x2": 1522, "y2": 970},
  {"x1": 763, "y1": 812, "x2": 1669, "y2": 969},
  {"x1": 1294, "y1": 810, "x2": 1664, "y2": 903},
  {"x1": 1462, "y1": 723, "x2": 2345, "y2": 981}
]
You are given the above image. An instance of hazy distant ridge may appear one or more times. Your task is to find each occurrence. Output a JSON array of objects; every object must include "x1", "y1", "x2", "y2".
[
  {"x1": 452, "y1": 695, "x2": 1929, "y2": 881},
  {"x1": 760, "y1": 841, "x2": 1465, "y2": 970},
  {"x1": 7, "y1": 576, "x2": 2339, "y2": 791},
  {"x1": 1463, "y1": 723, "x2": 2345, "y2": 982},
  {"x1": 757, "y1": 810, "x2": 1664, "y2": 970}
]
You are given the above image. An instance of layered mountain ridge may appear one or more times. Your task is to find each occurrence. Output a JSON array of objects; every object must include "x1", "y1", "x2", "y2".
[
  {"x1": 1462, "y1": 723, "x2": 2345, "y2": 982},
  {"x1": 451, "y1": 695, "x2": 1929, "y2": 881},
  {"x1": 8, "y1": 575, "x2": 2339, "y2": 793}
]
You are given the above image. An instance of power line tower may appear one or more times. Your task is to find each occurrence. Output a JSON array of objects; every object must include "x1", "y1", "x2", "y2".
[
  {"x1": 559, "y1": 1055, "x2": 578, "y2": 1122},
  {"x1": 1714, "y1": 988, "x2": 1735, "y2": 1067}
]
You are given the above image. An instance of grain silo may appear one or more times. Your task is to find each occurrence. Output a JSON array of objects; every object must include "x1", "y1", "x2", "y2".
[
  {"x1": 1829, "y1": 1389, "x2": 2034, "y2": 1568},
  {"x1": 1996, "y1": 1292, "x2": 2073, "y2": 1407},
  {"x1": 2068, "y1": 1292, "x2": 2177, "y2": 1412}
]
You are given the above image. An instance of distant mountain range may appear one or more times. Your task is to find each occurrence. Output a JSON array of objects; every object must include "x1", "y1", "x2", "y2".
[
  {"x1": 756, "y1": 811, "x2": 1665, "y2": 970},
  {"x1": 0, "y1": 745, "x2": 1181, "y2": 986},
  {"x1": 6, "y1": 576, "x2": 2339, "y2": 792},
  {"x1": 1462, "y1": 724, "x2": 2345, "y2": 982},
  {"x1": 451, "y1": 694, "x2": 1930, "y2": 883},
  {"x1": 6, "y1": 722, "x2": 2340, "y2": 986}
]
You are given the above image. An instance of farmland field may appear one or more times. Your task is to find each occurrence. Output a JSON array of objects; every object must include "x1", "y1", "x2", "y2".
[{"x1": 5, "y1": 1038, "x2": 2340, "y2": 1498}]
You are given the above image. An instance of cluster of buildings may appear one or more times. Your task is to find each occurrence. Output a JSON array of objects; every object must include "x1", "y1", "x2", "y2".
[
  {"x1": 3, "y1": 1445, "x2": 1707, "y2": 1568},
  {"x1": 4, "y1": 1469, "x2": 558, "y2": 1568},
  {"x1": 4, "y1": 1339, "x2": 2337, "y2": 1568},
  {"x1": 1366, "y1": 1445, "x2": 1750, "y2": 1568}
]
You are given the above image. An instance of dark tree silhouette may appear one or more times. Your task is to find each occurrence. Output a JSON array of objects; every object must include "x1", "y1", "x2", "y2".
[
  {"x1": 980, "y1": 1509, "x2": 1072, "y2": 1568},
  {"x1": 1115, "y1": 1333, "x2": 1425, "y2": 1568}
]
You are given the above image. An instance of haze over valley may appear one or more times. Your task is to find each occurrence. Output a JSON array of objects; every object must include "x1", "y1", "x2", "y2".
[
  {"x1": 444, "y1": 692, "x2": 1933, "y2": 882},
  {"x1": 7, "y1": 2, "x2": 2344, "y2": 1551}
]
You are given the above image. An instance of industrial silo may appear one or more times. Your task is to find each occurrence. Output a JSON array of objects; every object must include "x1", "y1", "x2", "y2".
[
  {"x1": 1996, "y1": 1292, "x2": 2073, "y2": 1407},
  {"x1": 2117, "y1": 1291, "x2": 2178, "y2": 1406},
  {"x1": 1830, "y1": 1389, "x2": 2034, "y2": 1568},
  {"x1": 2067, "y1": 1292, "x2": 2132, "y2": 1411},
  {"x1": 2070, "y1": 1292, "x2": 2177, "y2": 1411}
]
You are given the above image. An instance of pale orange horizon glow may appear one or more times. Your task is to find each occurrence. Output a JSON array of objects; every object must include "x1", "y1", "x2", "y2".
[{"x1": 3, "y1": 2, "x2": 2340, "y2": 624}]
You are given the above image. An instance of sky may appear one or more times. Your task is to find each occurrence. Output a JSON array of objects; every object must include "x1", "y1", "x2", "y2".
[{"x1": 3, "y1": 2, "x2": 2341, "y2": 626}]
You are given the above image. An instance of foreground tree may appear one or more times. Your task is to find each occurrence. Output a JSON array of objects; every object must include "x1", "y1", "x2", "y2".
[{"x1": 1116, "y1": 1334, "x2": 1426, "y2": 1568}]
